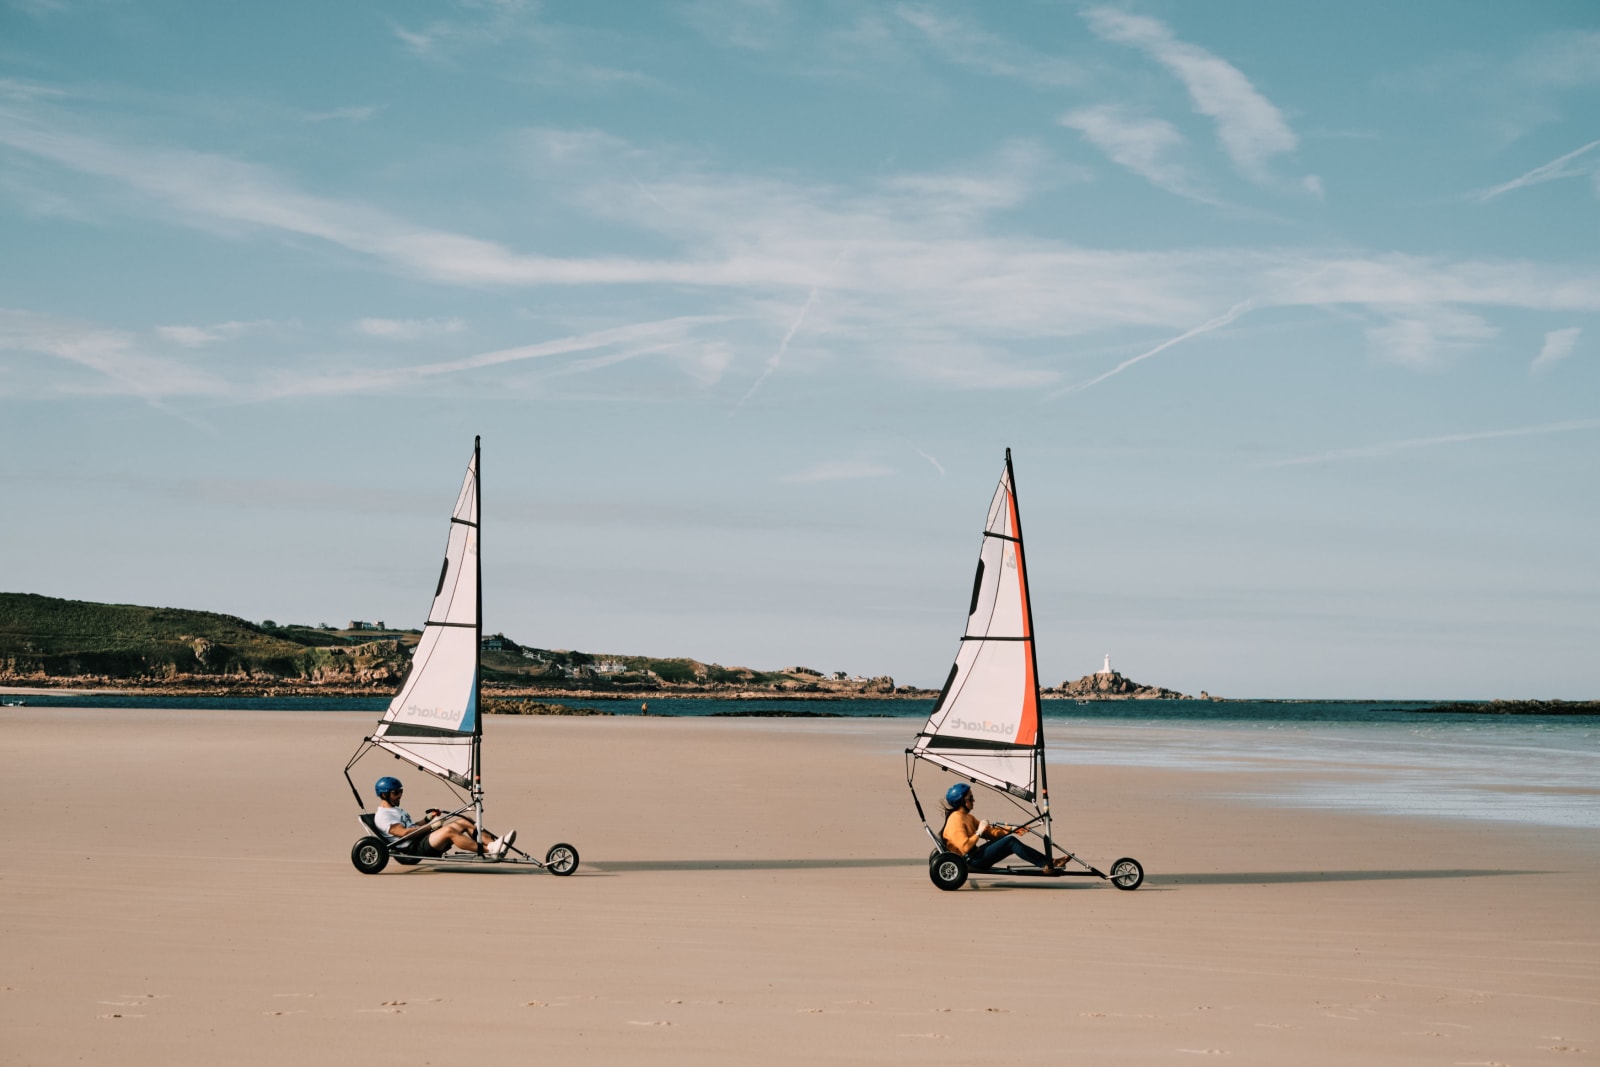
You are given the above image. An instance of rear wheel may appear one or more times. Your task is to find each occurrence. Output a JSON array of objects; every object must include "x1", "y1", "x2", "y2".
[
  {"x1": 545, "y1": 843, "x2": 580, "y2": 876},
  {"x1": 929, "y1": 851, "x2": 967, "y2": 891},
  {"x1": 1109, "y1": 856, "x2": 1143, "y2": 891},
  {"x1": 351, "y1": 836, "x2": 389, "y2": 875}
]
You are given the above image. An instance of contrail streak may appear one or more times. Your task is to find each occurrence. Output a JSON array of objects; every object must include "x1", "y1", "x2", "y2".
[
  {"x1": 732, "y1": 285, "x2": 819, "y2": 412},
  {"x1": 1052, "y1": 298, "x2": 1254, "y2": 398},
  {"x1": 1255, "y1": 418, "x2": 1600, "y2": 468}
]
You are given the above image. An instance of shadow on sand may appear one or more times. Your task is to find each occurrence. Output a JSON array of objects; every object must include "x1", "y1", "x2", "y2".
[{"x1": 588, "y1": 858, "x2": 930, "y2": 873}]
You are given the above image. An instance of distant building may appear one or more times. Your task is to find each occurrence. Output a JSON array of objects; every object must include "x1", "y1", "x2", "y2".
[
  {"x1": 832, "y1": 671, "x2": 849, "y2": 680},
  {"x1": 481, "y1": 634, "x2": 506, "y2": 652},
  {"x1": 1098, "y1": 653, "x2": 1113, "y2": 675},
  {"x1": 596, "y1": 661, "x2": 626, "y2": 674},
  {"x1": 349, "y1": 620, "x2": 386, "y2": 631}
]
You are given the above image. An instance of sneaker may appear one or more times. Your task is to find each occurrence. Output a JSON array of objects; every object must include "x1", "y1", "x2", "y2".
[{"x1": 488, "y1": 830, "x2": 517, "y2": 860}]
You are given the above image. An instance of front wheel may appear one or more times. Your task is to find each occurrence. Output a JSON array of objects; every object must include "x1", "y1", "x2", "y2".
[
  {"x1": 545, "y1": 843, "x2": 580, "y2": 876},
  {"x1": 929, "y1": 851, "x2": 968, "y2": 891},
  {"x1": 1109, "y1": 856, "x2": 1143, "y2": 891},
  {"x1": 351, "y1": 836, "x2": 389, "y2": 875}
]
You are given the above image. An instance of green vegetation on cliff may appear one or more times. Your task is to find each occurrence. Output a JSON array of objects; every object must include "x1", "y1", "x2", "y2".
[{"x1": 0, "y1": 593, "x2": 409, "y2": 685}]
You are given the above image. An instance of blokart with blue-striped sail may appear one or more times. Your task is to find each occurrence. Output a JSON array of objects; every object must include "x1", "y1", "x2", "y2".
[
  {"x1": 907, "y1": 449, "x2": 1142, "y2": 892},
  {"x1": 343, "y1": 437, "x2": 578, "y2": 877}
]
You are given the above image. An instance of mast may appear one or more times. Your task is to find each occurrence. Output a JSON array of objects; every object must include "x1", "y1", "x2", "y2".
[
  {"x1": 473, "y1": 436, "x2": 484, "y2": 808},
  {"x1": 1005, "y1": 448, "x2": 1052, "y2": 849}
]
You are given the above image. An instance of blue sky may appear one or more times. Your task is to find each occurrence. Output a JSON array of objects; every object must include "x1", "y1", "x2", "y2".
[{"x1": 2, "y1": 1, "x2": 1596, "y2": 698}]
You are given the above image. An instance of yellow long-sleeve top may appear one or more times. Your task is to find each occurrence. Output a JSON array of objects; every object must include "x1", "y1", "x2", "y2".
[{"x1": 941, "y1": 809, "x2": 986, "y2": 855}]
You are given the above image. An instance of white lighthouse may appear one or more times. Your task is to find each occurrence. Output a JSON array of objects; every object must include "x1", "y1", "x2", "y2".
[{"x1": 1098, "y1": 653, "x2": 1113, "y2": 675}]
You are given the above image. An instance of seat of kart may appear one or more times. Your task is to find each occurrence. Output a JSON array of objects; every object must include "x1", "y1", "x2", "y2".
[{"x1": 359, "y1": 813, "x2": 442, "y2": 856}]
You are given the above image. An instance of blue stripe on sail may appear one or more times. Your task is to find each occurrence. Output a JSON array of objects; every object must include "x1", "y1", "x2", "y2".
[{"x1": 461, "y1": 670, "x2": 478, "y2": 733}]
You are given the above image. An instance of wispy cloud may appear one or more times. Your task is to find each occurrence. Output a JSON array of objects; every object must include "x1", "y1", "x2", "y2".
[
  {"x1": 897, "y1": 5, "x2": 1082, "y2": 87},
  {"x1": 1532, "y1": 327, "x2": 1581, "y2": 374},
  {"x1": 915, "y1": 447, "x2": 944, "y2": 475},
  {"x1": 0, "y1": 309, "x2": 226, "y2": 399},
  {"x1": 356, "y1": 317, "x2": 466, "y2": 340},
  {"x1": 304, "y1": 105, "x2": 381, "y2": 124},
  {"x1": 1257, "y1": 419, "x2": 1600, "y2": 469},
  {"x1": 1082, "y1": 7, "x2": 1306, "y2": 186},
  {"x1": 1052, "y1": 299, "x2": 1253, "y2": 397},
  {"x1": 1365, "y1": 306, "x2": 1498, "y2": 370},
  {"x1": 1059, "y1": 104, "x2": 1210, "y2": 202},
  {"x1": 264, "y1": 316, "x2": 723, "y2": 400},
  {"x1": 782, "y1": 459, "x2": 896, "y2": 484},
  {"x1": 7, "y1": 111, "x2": 1600, "y2": 401},
  {"x1": 155, "y1": 320, "x2": 270, "y2": 347},
  {"x1": 1470, "y1": 139, "x2": 1600, "y2": 203}
]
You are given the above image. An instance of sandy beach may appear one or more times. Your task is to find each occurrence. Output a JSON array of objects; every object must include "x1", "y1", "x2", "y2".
[{"x1": 2, "y1": 708, "x2": 1595, "y2": 1065}]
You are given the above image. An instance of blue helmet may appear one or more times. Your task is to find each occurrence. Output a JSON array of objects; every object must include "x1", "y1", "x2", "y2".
[
  {"x1": 944, "y1": 782, "x2": 972, "y2": 807},
  {"x1": 375, "y1": 776, "x2": 403, "y2": 797}
]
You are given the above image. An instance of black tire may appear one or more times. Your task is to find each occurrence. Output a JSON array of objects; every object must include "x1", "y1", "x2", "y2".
[
  {"x1": 929, "y1": 851, "x2": 968, "y2": 891},
  {"x1": 545, "y1": 843, "x2": 580, "y2": 876},
  {"x1": 1109, "y1": 856, "x2": 1143, "y2": 891},
  {"x1": 351, "y1": 836, "x2": 389, "y2": 875}
]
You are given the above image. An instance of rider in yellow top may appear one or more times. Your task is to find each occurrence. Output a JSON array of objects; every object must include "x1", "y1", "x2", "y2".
[{"x1": 940, "y1": 783, "x2": 1058, "y2": 870}]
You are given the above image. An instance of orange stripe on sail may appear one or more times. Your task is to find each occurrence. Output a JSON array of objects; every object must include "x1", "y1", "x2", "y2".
[{"x1": 1007, "y1": 484, "x2": 1039, "y2": 747}]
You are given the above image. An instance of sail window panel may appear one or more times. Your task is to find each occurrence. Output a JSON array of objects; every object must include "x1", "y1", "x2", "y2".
[
  {"x1": 452, "y1": 460, "x2": 478, "y2": 524},
  {"x1": 428, "y1": 522, "x2": 478, "y2": 627},
  {"x1": 965, "y1": 535, "x2": 1025, "y2": 639},
  {"x1": 936, "y1": 640, "x2": 1031, "y2": 741},
  {"x1": 914, "y1": 748, "x2": 1036, "y2": 802},
  {"x1": 384, "y1": 623, "x2": 479, "y2": 735},
  {"x1": 371, "y1": 734, "x2": 474, "y2": 787},
  {"x1": 984, "y1": 478, "x2": 1017, "y2": 539}
]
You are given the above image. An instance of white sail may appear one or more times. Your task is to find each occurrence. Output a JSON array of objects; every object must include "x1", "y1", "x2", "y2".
[
  {"x1": 912, "y1": 455, "x2": 1041, "y2": 800},
  {"x1": 370, "y1": 446, "x2": 480, "y2": 789}
]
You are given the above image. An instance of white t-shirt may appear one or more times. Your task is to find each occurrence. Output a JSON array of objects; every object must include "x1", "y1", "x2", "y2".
[{"x1": 374, "y1": 806, "x2": 414, "y2": 841}]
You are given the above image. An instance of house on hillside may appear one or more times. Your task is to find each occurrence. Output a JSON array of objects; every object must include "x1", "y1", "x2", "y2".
[{"x1": 348, "y1": 620, "x2": 387, "y2": 631}]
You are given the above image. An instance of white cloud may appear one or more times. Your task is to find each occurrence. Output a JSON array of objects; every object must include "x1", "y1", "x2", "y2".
[
  {"x1": 356, "y1": 317, "x2": 467, "y2": 340},
  {"x1": 0, "y1": 309, "x2": 225, "y2": 398},
  {"x1": 896, "y1": 5, "x2": 1082, "y2": 87},
  {"x1": 7, "y1": 113, "x2": 1600, "y2": 401},
  {"x1": 1365, "y1": 306, "x2": 1498, "y2": 370},
  {"x1": 1083, "y1": 7, "x2": 1301, "y2": 184},
  {"x1": 304, "y1": 105, "x2": 380, "y2": 123},
  {"x1": 1059, "y1": 104, "x2": 1207, "y2": 201},
  {"x1": 1532, "y1": 327, "x2": 1581, "y2": 374},
  {"x1": 155, "y1": 320, "x2": 267, "y2": 347},
  {"x1": 782, "y1": 459, "x2": 896, "y2": 483},
  {"x1": 1258, "y1": 419, "x2": 1600, "y2": 469}
]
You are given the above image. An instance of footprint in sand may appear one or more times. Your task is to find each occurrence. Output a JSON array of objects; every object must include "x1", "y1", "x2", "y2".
[
  {"x1": 264, "y1": 1010, "x2": 307, "y2": 1016},
  {"x1": 98, "y1": 1013, "x2": 145, "y2": 1020},
  {"x1": 626, "y1": 1020, "x2": 673, "y2": 1027},
  {"x1": 1175, "y1": 1049, "x2": 1228, "y2": 1056}
]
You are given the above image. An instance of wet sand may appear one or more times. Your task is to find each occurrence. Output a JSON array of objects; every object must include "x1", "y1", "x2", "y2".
[{"x1": 2, "y1": 708, "x2": 1595, "y2": 1064}]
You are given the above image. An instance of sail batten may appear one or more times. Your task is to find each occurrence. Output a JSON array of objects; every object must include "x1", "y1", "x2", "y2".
[{"x1": 911, "y1": 452, "x2": 1042, "y2": 801}]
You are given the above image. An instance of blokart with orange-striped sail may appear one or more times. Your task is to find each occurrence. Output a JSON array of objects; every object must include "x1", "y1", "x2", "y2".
[
  {"x1": 907, "y1": 449, "x2": 1143, "y2": 892},
  {"x1": 342, "y1": 437, "x2": 578, "y2": 877}
]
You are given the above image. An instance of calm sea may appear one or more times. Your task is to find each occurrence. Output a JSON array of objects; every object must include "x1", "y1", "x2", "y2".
[{"x1": 8, "y1": 695, "x2": 1594, "y2": 828}]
